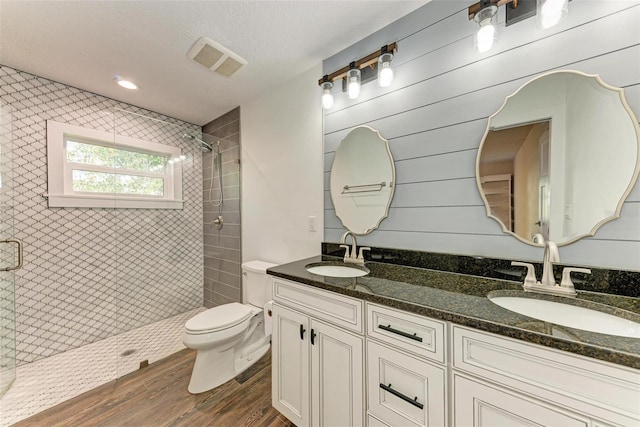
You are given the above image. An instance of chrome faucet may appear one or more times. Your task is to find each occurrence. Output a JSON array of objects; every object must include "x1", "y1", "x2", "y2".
[
  {"x1": 339, "y1": 231, "x2": 370, "y2": 266},
  {"x1": 541, "y1": 241, "x2": 559, "y2": 286},
  {"x1": 511, "y1": 240, "x2": 589, "y2": 297}
]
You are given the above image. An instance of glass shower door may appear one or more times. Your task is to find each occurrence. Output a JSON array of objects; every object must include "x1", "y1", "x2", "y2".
[{"x1": 0, "y1": 102, "x2": 18, "y2": 397}]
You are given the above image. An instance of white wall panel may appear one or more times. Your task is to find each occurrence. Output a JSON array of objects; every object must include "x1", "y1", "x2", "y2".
[
  {"x1": 322, "y1": 1, "x2": 464, "y2": 75},
  {"x1": 395, "y1": 150, "x2": 477, "y2": 184},
  {"x1": 325, "y1": 8, "x2": 640, "y2": 134},
  {"x1": 323, "y1": 1, "x2": 640, "y2": 271},
  {"x1": 242, "y1": 65, "x2": 324, "y2": 265},
  {"x1": 326, "y1": 2, "x2": 638, "y2": 113}
]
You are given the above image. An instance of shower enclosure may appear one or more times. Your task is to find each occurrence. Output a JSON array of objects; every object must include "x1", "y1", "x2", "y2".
[
  {"x1": 0, "y1": 101, "x2": 16, "y2": 398},
  {"x1": 0, "y1": 65, "x2": 206, "y2": 423},
  {"x1": 112, "y1": 108, "x2": 205, "y2": 375}
]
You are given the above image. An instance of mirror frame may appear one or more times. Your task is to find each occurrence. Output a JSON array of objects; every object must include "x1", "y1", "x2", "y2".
[
  {"x1": 330, "y1": 125, "x2": 396, "y2": 235},
  {"x1": 476, "y1": 70, "x2": 640, "y2": 247}
]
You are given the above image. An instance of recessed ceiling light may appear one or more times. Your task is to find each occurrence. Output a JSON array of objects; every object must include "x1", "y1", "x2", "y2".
[{"x1": 114, "y1": 76, "x2": 138, "y2": 90}]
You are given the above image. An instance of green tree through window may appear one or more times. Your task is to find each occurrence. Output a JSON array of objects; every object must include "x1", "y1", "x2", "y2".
[{"x1": 67, "y1": 140, "x2": 167, "y2": 196}]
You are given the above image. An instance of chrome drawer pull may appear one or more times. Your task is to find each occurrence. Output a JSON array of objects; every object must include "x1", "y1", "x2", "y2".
[
  {"x1": 379, "y1": 324, "x2": 423, "y2": 342},
  {"x1": 379, "y1": 383, "x2": 424, "y2": 410}
]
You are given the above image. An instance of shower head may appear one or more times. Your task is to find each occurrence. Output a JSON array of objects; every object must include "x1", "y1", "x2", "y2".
[{"x1": 183, "y1": 134, "x2": 213, "y2": 152}]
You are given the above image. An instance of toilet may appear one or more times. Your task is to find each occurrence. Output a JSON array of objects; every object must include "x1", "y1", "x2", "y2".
[{"x1": 183, "y1": 260, "x2": 276, "y2": 394}]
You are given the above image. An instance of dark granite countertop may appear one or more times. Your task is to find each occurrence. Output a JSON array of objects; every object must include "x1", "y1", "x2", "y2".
[{"x1": 268, "y1": 255, "x2": 640, "y2": 370}]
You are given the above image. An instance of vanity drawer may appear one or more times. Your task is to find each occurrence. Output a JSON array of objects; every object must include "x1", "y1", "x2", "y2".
[
  {"x1": 452, "y1": 326, "x2": 640, "y2": 424},
  {"x1": 453, "y1": 372, "x2": 590, "y2": 427},
  {"x1": 272, "y1": 277, "x2": 363, "y2": 333},
  {"x1": 366, "y1": 303, "x2": 445, "y2": 364},
  {"x1": 367, "y1": 413, "x2": 392, "y2": 427},
  {"x1": 367, "y1": 340, "x2": 446, "y2": 427}
]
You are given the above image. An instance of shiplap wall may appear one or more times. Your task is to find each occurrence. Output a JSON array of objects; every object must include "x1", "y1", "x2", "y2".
[{"x1": 323, "y1": 0, "x2": 640, "y2": 271}]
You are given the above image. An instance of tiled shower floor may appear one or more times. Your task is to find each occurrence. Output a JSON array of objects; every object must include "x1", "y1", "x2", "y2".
[{"x1": 0, "y1": 307, "x2": 205, "y2": 426}]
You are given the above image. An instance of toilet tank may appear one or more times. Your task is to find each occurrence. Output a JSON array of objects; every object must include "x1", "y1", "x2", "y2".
[{"x1": 241, "y1": 260, "x2": 277, "y2": 307}]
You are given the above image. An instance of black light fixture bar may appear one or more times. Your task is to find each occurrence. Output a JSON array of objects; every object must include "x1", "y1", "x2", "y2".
[{"x1": 317, "y1": 42, "x2": 397, "y2": 86}]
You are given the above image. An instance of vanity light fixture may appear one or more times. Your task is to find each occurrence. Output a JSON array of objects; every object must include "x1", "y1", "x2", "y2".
[
  {"x1": 377, "y1": 46, "x2": 394, "y2": 88},
  {"x1": 468, "y1": 0, "x2": 570, "y2": 52},
  {"x1": 320, "y1": 75, "x2": 334, "y2": 109},
  {"x1": 473, "y1": 0, "x2": 498, "y2": 53},
  {"x1": 346, "y1": 62, "x2": 361, "y2": 99},
  {"x1": 317, "y1": 43, "x2": 397, "y2": 108}
]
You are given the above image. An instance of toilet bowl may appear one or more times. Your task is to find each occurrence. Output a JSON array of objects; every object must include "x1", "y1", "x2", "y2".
[{"x1": 183, "y1": 260, "x2": 276, "y2": 394}]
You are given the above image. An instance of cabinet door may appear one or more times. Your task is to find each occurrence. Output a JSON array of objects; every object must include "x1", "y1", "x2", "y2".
[
  {"x1": 311, "y1": 318, "x2": 364, "y2": 427},
  {"x1": 367, "y1": 340, "x2": 446, "y2": 427},
  {"x1": 453, "y1": 373, "x2": 590, "y2": 427},
  {"x1": 272, "y1": 303, "x2": 310, "y2": 427}
]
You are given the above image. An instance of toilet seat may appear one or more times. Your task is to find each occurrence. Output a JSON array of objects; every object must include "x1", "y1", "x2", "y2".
[{"x1": 185, "y1": 303, "x2": 253, "y2": 335}]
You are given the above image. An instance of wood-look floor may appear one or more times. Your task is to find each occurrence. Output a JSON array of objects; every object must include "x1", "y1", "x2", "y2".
[{"x1": 15, "y1": 349, "x2": 295, "y2": 427}]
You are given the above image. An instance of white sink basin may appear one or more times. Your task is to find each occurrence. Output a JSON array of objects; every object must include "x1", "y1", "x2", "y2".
[
  {"x1": 489, "y1": 296, "x2": 640, "y2": 338},
  {"x1": 305, "y1": 263, "x2": 369, "y2": 278}
]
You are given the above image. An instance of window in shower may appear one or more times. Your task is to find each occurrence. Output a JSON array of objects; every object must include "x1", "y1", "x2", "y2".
[{"x1": 46, "y1": 120, "x2": 184, "y2": 209}]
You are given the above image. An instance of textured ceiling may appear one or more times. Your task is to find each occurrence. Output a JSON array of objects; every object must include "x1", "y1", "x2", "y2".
[{"x1": 0, "y1": 1, "x2": 428, "y2": 125}]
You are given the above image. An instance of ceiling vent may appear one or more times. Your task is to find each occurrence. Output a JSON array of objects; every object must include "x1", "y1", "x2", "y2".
[{"x1": 187, "y1": 37, "x2": 247, "y2": 78}]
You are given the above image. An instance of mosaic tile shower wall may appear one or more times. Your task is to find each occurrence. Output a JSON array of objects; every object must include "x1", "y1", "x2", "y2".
[{"x1": 0, "y1": 65, "x2": 204, "y2": 366}]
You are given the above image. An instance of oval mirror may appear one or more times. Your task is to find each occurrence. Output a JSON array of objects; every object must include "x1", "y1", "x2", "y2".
[
  {"x1": 477, "y1": 70, "x2": 640, "y2": 246},
  {"x1": 330, "y1": 126, "x2": 395, "y2": 235}
]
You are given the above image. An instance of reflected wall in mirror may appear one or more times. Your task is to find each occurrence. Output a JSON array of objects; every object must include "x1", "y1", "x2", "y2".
[
  {"x1": 330, "y1": 126, "x2": 395, "y2": 235},
  {"x1": 477, "y1": 70, "x2": 640, "y2": 246}
]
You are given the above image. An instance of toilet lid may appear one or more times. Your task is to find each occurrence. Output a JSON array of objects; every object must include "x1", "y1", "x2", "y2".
[{"x1": 185, "y1": 303, "x2": 253, "y2": 333}]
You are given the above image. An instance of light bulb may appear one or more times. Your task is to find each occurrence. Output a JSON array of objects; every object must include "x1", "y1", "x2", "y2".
[
  {"x1": 322, "y1": 90, "x2": 334, "y2": 109},
  {"x1": 476, "y1": 22, "x2": 496, "y2": 52},
  {"x1": 348, "y1": 77, "x2": 360, "y2": 99},
  {"x1": 473, "y1": 4, "x2": 498, "y2": 53},
  {"x1": 320, "y1": 79, "x2": 334, "y2": 109},
  {"x1": 537, "y1": 0, "x2": 568, "y2": 29},
  {"x1": 379, "y1": 66, "x2": 394, "y2": 88},
  {"x1": 179, "y1": 155, "x2": 186, "y2": 160},
  {"x1": 377, "y1": 52, "x2": 394, "y2": 88},
  {"x1": 346, "y1": 65, "x2": 361, "y2": 100}
]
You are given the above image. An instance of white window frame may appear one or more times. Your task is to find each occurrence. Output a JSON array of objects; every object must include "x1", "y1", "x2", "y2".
[{"x1": 46, "y1": 120, "x2": 184, "y2": 209}]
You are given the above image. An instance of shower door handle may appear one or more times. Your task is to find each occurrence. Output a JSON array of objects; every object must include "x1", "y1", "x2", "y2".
[{"x1": 0, "y1": 239, "x2": 23, "y2": 271}]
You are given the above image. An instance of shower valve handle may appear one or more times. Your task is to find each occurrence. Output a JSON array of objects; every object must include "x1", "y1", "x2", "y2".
[{"x1": 212, "y1": 215, "x2": 223, "y2": 230}]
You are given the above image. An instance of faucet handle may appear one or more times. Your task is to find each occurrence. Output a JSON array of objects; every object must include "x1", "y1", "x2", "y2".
[
  {"x1": 339, "y1": 244, "x2": 351, "y2": 259},
  {"x1": 357, "y1": 247, "x2": 371, "y2": 261},
  {"x1": 511, "y1": 261, "x2": 537, "y2": 286},
  {"x1": 560, "y1": 267, "x2": 591, "y2": 290}
]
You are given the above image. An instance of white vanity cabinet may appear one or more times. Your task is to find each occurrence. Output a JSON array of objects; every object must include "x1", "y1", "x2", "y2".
[
  {"x1": 365, "y1": 303, "x2": 447, "y2": 427},
  {"x1": 270, "y1": 276, "x2": 640, "y2": 427},
  {"x1": 271, "y1": 278, "x2": 364, "y2": 427},
  {"x1": 452, "y1": 326, "x2": 640, "y2": 427}
]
